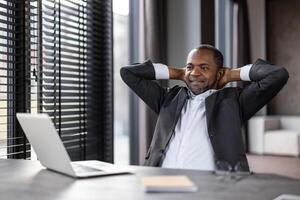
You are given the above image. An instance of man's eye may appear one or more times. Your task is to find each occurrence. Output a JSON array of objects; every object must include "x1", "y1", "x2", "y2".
[
  {"x1": 201, "y1": 65, "x2": 209, "y2": 70},
  {"x1": 186, "y1": 65, "x2": 192, "y2": 69}
]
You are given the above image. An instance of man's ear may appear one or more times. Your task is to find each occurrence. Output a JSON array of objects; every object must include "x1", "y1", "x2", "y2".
[{"x1": 217, "y1": 68, "x2": 224, "y2": 81}]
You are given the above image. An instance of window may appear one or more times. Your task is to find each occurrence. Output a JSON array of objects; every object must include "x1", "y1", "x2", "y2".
[
  {"x1": 40, "y1": 0, "x2": 114, "y2": 161},
  {"x1": 0, "y1": 0, "x2": 37, "y2": 159},
  {"x1": 0, "y1": 0, "x2": 114, "y2": 162},
  {"x1": 113, "y1": 0, "x2": 130, "y2": 165},
  {"x1": 41, "y1": 0, "x2": 89, "y2": 160}
]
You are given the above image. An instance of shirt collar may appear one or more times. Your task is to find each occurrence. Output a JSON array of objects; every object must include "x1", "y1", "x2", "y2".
[{"x1": 187, "y1": 88, "x2": 217, "y2": 101}]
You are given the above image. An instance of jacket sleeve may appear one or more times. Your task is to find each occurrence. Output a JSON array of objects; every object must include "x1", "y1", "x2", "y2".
[
  {"x1": 239, "y1": 59, "x2": 289, "y2": 122},
  {"x1": 120, "y1": 60, "x2": 168, "y2": 114}
]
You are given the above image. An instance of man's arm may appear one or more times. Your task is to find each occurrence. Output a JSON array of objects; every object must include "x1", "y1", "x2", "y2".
[
  {"x1": 217, "y1": 68, "x2": 241, "y2": 88},
  {"x1": 217, "y1": 64, "x2": 253, "y2": 88},
  {"x1": 166, "y1": 66, "x2": 185, "y2": 80},
  {"x1": 219, "y1": 59, "x2": 289, "y2": 122},
  {"x1": 120, "y1": 60, "x2": 187, "y2": 114},
  {"x1": 120, "y1": 60, "x2": 168, "y2": 114}
]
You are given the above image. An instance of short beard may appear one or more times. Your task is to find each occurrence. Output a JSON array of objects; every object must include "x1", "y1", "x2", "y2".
[
  {"x1": 189, "y1": 85, "x2": 210, "y2": 95},
  {"x1": 188, "y1": 77, "x2": 218, "y2": 95}
]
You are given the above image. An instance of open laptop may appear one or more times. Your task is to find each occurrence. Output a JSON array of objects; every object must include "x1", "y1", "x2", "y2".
[{"x1": 16, "y1": 113, "x2": 132, "y2": 178}]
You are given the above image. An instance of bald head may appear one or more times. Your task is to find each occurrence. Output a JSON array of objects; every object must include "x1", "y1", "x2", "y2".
[{"x1": 194, "y1": 44, "x2": 223, "y2": 68}]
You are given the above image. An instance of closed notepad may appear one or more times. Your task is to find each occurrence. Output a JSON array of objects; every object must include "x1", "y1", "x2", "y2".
[{"x1": 141, "y1": 175, "x2": 198, "y2": 193}]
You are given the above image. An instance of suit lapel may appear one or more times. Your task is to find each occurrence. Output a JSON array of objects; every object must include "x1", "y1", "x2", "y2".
[
  {"x1": 174, "y1": 90, "x2": 187, "y2": 126},
  {"x1": 205, "y1": 92, "x2": 218, "y2": 132}
]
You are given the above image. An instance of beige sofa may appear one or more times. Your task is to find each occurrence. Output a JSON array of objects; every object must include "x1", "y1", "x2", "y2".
[{"x1": 248, "y1": 116, "x2": 300, "y2": 156}]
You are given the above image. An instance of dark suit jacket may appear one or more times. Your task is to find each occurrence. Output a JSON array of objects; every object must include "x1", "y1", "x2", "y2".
[{"x1": 120, "y1": 59, "x2": 289, "y2": 171}]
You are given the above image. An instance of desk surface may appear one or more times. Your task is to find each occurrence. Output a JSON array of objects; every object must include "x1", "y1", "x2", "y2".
[{"x1": 0, "y1": 159, "x2": 300, "y2": 200}]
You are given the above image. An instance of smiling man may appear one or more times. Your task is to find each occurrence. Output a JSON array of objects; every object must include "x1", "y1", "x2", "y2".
[{"x1": 120, "y1": 44, "x2": 289, "y2": 172}]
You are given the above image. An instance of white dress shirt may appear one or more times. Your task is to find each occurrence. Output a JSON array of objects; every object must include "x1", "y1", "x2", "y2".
[{"x1": 152, "y1": 63, "x2": 252, "y2": 171}]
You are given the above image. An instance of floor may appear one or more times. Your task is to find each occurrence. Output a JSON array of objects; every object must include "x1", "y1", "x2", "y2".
[{"x1": 247, "y1": 154, "x2": 300, "y2": 180}]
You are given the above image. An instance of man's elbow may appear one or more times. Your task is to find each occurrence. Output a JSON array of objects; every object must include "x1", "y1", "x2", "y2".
[
  {"x1": 279, "y1": 67, "x2": 289, "y2": 84},
  {"x1": 120, "y1": 67, "x2": 129, "y2": 81}
]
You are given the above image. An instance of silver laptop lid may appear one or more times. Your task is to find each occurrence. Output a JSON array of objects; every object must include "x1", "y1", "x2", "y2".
[{"x1": 16, "y1": 113, "x2": 75, "y2": 176}]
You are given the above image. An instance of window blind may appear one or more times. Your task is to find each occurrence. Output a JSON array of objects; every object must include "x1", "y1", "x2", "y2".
[
  {"x1": 85, "y1": 0, "x2": 113, "y2": 162},
  {"x1": 41, "y1": 0, "x2": 89, "y2": 160},
  {"x1": 0, "y1": 0, "x2": 113, "y2": 162},
  {"x1": 41, "y1": 0, "x2": 113, "y2": 161},
  {"x1": 0, "y1": 0, "x2": 38, "y2": 159}
]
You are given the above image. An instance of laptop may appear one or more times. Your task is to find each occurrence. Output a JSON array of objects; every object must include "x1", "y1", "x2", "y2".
[{"x1": 16, "y1": 113, "x2": 132, "y2": 178}]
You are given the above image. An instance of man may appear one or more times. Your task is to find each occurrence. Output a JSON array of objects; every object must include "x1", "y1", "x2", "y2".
[{"x1": 120, "y1": 45, "x2": 289, "y2": 172}]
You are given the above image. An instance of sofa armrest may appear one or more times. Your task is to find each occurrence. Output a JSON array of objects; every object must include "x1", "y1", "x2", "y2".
[{"x1": 248, "y1": 116, "x2": 280, "y2": 154}]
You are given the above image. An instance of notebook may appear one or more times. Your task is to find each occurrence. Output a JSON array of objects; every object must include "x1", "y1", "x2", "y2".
[
  {"x1": 141, "y1": 175, "x2": 198, "y2": 193},
  {"x1": 273, "y1": 194, "x2": 300, "y2": 200}
]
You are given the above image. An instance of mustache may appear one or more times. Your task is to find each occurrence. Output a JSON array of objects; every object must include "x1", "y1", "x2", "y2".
[{"x1": 188, "y1": 75, "x2": 207, "y2": 82}]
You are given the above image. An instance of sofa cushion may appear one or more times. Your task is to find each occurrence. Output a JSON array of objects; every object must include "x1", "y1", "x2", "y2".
[{"x1": 264, "y1": 130, "x2": 300, "y2": 157}]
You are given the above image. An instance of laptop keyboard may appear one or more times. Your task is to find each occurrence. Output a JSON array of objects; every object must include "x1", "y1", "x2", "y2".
[{"x1": 72, "y1": 163, "x2": 103, "y2": 173}]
